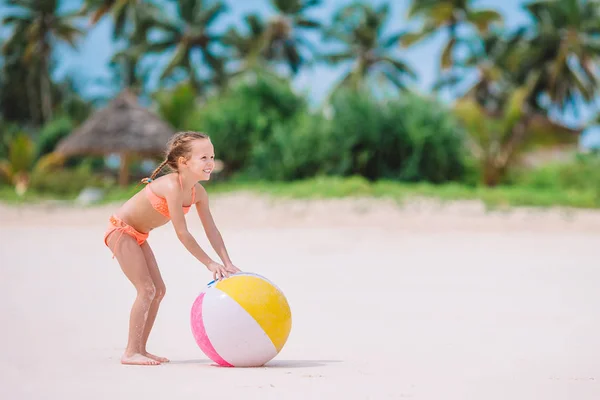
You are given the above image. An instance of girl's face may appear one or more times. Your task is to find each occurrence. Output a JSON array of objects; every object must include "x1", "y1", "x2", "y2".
[{"x1": 183, "y1": 138, "x2": 215, "y2": 180}]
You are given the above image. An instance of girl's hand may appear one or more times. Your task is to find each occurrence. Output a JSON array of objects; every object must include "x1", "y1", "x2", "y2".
[
  {"x1": 224, "y1": 262, "x2": 241, "y2": 275},
  {"x1": 207, "y1": 261, "x2": 231, "y2": 281}
]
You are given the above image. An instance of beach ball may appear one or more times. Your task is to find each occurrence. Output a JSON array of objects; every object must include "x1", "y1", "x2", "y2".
[{"x1": 190, "y1": 272, "x2": 292, "y2": 367}]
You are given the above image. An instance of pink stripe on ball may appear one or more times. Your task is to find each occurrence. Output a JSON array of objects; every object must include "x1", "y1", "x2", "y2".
[{"x1": 190, "y1": 292, "x2": 233, "y2": 367}]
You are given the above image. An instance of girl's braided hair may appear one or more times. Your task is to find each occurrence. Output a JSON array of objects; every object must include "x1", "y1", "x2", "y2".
[{"x1": 141, "y1": 131, "x2": 209, "y2": 184}]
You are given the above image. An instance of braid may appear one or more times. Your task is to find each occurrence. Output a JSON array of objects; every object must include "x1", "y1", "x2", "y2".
[{"x1": 141, "y1": 159, "x2": 169, "y2": 184}]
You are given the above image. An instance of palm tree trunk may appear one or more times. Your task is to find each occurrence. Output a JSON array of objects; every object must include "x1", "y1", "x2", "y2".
[
  {"x1": 40, "y1": 48, "x2": 53, "y2": 123},
  {"x1": 41, "y1": 72, "x2": 53, "y2": 122},
  {"x1": 119, "y1": 152, "x2": 130, "y2": 187},
  {"x1": 187, "y1": 65, "x2": 203, "y2": 95},
  {"x1": 27, "y1": 67, "x2": 40, "y2": 125},
  {"x1": 497, "y1": 117, "x2": 532, "y2": 170},
  {"x1": 482, "y1": 161, "x2": 504, "y2": 187},
  {"x1": 351, "y1": 58, "x2": 366, "y2": 90},
  {"x1": 483, "y1": 117, "x2": 533, "y2": 187},
  {"x1": 440, "y1": 20, "x2": 458, "y2": 96}
]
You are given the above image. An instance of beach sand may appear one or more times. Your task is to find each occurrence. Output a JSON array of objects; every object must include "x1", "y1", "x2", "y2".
[{"x1": 1, "y1": 193, "x2": 599, "y2": 399}]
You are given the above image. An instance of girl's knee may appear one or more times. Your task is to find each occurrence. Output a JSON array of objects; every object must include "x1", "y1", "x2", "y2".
[
  {"x1": 155, "y1": 284, "x2": 166, "y2": 301},
  {"x1": 137, "y1": 281, "x2": 156, "y2": 301}
]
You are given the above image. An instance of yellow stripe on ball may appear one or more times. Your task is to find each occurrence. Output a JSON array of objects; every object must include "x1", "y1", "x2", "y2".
[{"x1": 216, "y1": 275, "x2": 291, "y2": 352}]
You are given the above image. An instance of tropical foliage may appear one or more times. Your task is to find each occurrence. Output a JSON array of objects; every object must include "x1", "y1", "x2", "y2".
[
  {"x1": 401, "y1": 0, "x2": 503, "y2": 71},
  {"x1": 0, "y1": 133, "x2": 65, "y2": 195},
  {"x1": 0, "y1": 0, "x2": 599, "y2": 200},
  {"x1": 322, "y1": 3, "x2": 417, "y2": 95}
]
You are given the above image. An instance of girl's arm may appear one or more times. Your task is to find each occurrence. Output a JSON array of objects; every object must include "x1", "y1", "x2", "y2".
[
  {"x1": 164, "y1": 180, "x2": 215, "y2": 266},
  {"x1": 194, "y1": 185, "x2": 239, "y2": 271}
]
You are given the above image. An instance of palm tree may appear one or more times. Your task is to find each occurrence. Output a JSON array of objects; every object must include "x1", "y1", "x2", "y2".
[
  {"x1": 432, "y1": 28, "x2": 520, "y2": 107},
  {"x1": 447, "y1": 30, "x2": 583, "y2": 186},
  {"x1": 401, "y1": 0, "x2": 503, "y2": 71},
  {"x1": 513, "y1": 0, "x2": 600, "y2": 114},
  {"x1": 1, "y1": 23, "x2": 41, "y2": 125},
  {"x1": 106, "y1": 45, "x2": 153, "y2": 94},
  {"x1": 79, "y1": 0, "x2": 120, "y2": 23},
  {"x1": 2, "y1": 0, "x2": 83, "y2": 124},
  {"x1": 143, "y1": 0, "x2": 228, "y2": 95},
  {"x1": 262, "y1": 0, "x2": 322, "y2": 75},
  {"x1": 221, "y1": 14, "x2": 271, "y2": 77},
  {"x1": 79, "y1": 0, "x2": 165, "y2": 99},
  {"x1": 454, "y1": 74, "x2": 582, "y2": 186},
  {"x1": 79, "y1": 0, "x2": 159, "y2": 41},
  {"x1": 322, "y1": 3, "x2": 417, "y2": 95}
]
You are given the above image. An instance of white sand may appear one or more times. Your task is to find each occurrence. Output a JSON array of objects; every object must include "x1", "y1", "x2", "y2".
[{"x1": 1, "y1": 194, "x2": 599, "y2": 399}]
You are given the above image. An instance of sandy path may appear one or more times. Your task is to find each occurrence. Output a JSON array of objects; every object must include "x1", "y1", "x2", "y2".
[{"x1": 1, "y1": 194, "x2": 599, "y2": 399}]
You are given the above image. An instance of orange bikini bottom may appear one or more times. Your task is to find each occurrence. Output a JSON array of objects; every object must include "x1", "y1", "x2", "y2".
[{"x1": 104, "y1": 215, "x2": 149, "y2": 258}]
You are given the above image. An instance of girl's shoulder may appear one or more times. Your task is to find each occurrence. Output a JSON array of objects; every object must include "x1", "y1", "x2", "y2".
[
  {"x1": 152, "y1": 173, "x2": 178, "y2": 185},
  {"x1": 146, "y1": 174, "x2": 180, "y2": 195},
  {"x1": 193, "y1": 182, "x2": 208, "y2": 203}
]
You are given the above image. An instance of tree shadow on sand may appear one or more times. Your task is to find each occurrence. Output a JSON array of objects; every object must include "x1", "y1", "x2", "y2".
[{"x1": 169, "y1": 359, "x2": 342, "y2": 368}]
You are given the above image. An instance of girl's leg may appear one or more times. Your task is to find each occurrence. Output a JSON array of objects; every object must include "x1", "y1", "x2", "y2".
[
  {"x1": 106, "y1": 231, "x2": 160, "y2": 366},
  {"x1": 140, "y1": 242, "x2": 169, "y2": 362}
]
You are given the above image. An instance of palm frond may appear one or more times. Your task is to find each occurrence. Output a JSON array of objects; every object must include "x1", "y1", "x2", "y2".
[
  {"x1": 382, "y1": 56, "x2": 417, "y2": 80},
  {"x1": 160, "y1": 44, "x2": 189, "y2": 80},
  {"x1": 197, "y1": 2, "x2": 228, "y2": 27},
  {"x1": 467, "y1": 9, "x2": 504, "y2": 32},
  {"x1": 320, "y1": 51, "x2": 354, "y2": 65}
]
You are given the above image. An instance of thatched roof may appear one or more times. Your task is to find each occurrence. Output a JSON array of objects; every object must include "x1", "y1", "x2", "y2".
[{"x1": 56, "y1": 90, "x2": 176, "y2": 156}]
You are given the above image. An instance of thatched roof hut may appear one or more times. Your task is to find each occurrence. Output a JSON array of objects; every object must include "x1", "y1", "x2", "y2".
[{"x1": 56, "y1": 90, "x2": 176, "y2": 186}]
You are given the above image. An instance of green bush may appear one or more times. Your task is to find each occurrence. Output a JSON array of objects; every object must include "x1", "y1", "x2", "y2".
[
  {"x1": 36, "y1": 115, "x2": 73, "y2": 157},
  {"x1": 29, "y1": 162, "x2": 108, "y2": 197},
  {"x1": 153, "y1": 83, "x2": 197, "y2": 129},
  {"x1": 34, "y1": 115, "x2": 107, "y2": 170},
  {"x1": 0, "y1": 122, "x2": 21, "y2": 160},
  {"x1": 193, "y1": 84, "x2": 471, "y2": 183},
  {"x1": 322, "y1": 89, "x2": 470, "y2": 183},
  {"x1": 245, "y1": 113, "x2": 332, "y2": 180},
  {"x1": 511, "y1": 152, "x2": 600, "y2": 193},
  {"x1": 190, "y1": 74, "x2": 307, "y2": 175}
]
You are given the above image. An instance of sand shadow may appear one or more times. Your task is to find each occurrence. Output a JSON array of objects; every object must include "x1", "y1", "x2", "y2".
[
  {"x1": 169, "y1": 359, "x2": 342, "y2": 368},
  {"x1": 264, "y1": 359, "x2": 342, "y2": 368},
  {"x1": 169, "y1": 359, "x2": 212, "y2": 365}
]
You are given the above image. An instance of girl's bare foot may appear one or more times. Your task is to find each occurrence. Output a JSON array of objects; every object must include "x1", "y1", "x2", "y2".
[
  {"x1": 121, "y1": 353, "x2": 161, "y2": 366},
  {"x1": 144, "y1": 352, "x2": 169, "y2": 363}
]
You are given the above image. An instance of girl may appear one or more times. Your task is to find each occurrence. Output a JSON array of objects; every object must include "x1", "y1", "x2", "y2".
[{"x1": 103, "y1": 131, "x2": 240, "y2": 366}]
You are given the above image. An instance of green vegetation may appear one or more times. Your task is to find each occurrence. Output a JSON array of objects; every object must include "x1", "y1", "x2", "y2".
[
  {"x1": 205, "y1": 175, "x2": 600, "y2": 210},
  {"x1": 2, "y1": 170, "x2": 599, "y2": 210},
  {"x1": 2, "y1": 152, "x2": 600, "y2": 211},
  {"x1": 1, "y1": 0, "x2": 599, "y2": 209}
]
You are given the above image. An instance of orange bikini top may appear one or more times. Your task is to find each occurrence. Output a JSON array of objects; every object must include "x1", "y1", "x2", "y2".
[{"x1": 145, "y1": 175, "x2": 196, "y2": 219}]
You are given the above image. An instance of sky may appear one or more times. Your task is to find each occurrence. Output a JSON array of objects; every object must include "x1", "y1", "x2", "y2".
[{"x1": 2, "y1": 0, "x2": 600, "y2": 143}]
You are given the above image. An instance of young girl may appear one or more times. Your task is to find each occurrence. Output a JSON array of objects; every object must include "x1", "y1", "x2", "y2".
[{"x1": 103, "y1": 131, "x2": 240, "y2": 366}]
